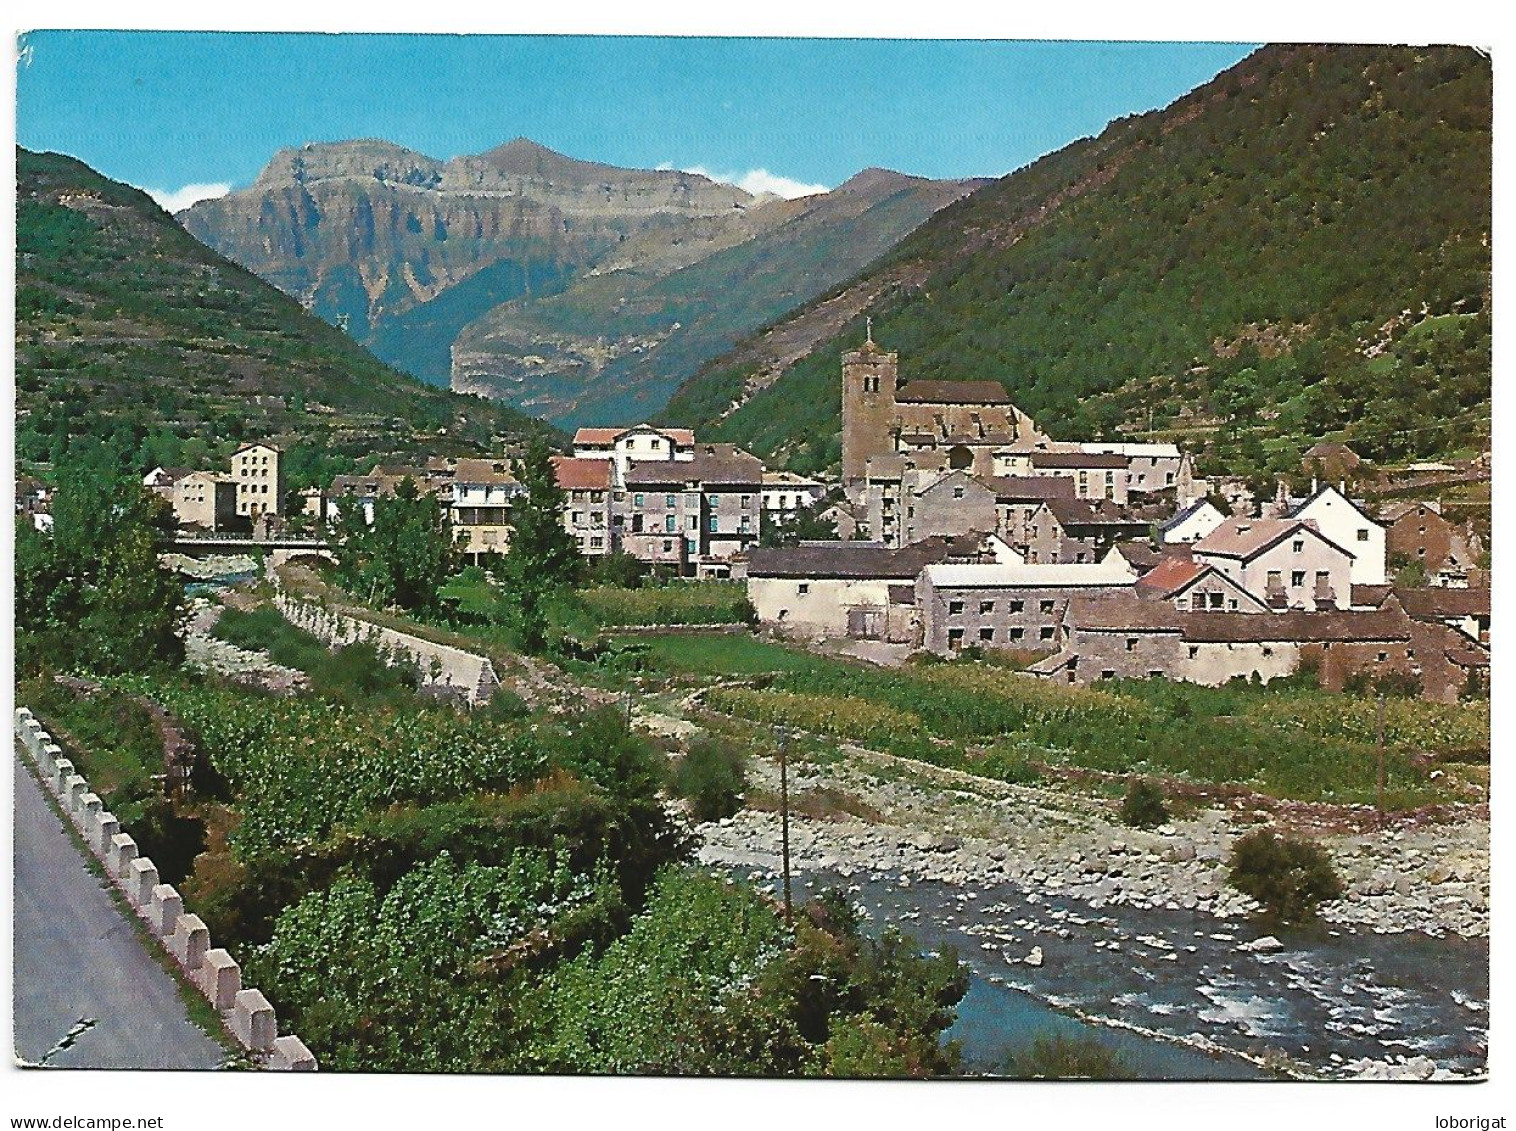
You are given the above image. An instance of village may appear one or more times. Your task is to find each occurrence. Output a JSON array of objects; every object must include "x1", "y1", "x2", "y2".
[{"x1": 46, "y1": 336, "x2": 1485, "y2": 706}]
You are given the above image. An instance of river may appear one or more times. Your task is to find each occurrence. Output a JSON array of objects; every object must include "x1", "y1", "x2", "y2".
[{"x1": 742, "y1": 863, "x2": 1487, "y2": 1080}]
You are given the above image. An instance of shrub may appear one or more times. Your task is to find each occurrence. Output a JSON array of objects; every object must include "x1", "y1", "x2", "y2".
[
  {"x1": 1005, "y1": 1034, "x2": 1135, "y2": 1080},
  {"x1": 1120, "y1": 779, "x2": 1169, "y2": 829},
  {"x1": 672, "y1": 737, "x2": 748, "y2": 823},
  {"x1": 1226, "y1": 828, "x2": 1344, "y2": 923}
]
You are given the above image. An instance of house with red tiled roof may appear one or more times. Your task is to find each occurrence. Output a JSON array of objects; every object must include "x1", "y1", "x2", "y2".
[
  {"x1": 571, "y1": 423, "x2": 696, "y2": 487},
  {"x1": 1192, "y1": 516, "x2": 1354, "y2": 610},
  {"x1": 552, "y1": 456, "x2": 614, "y2": 557},
  {"x1": 1135, "y1": 556, "x2": 1269, "y2": 614}
]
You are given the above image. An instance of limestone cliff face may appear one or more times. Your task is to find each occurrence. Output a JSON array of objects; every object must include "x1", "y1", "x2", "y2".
[
  {"x1": 181, "y1": 137, "x2": 980, "y2": 426},
  {"x1": 449, "y1": 168, "x2": 984, "y2": 427},
  {"x1": 180, "y1": 137, "x2": 758, "y2": 349}
]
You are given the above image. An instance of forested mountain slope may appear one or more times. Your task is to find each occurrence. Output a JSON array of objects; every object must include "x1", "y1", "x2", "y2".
[
  {"x1": 16, "y1": 148, "x2": 555, "y2": 481},
  {"x1": 664, "y1": 45, "x2": 1490, "y2": 476}
]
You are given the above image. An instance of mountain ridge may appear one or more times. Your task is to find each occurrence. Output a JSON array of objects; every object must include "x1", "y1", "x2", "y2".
[{"x1": 181, "y1": 137, "x2": 980, "y2": 425}]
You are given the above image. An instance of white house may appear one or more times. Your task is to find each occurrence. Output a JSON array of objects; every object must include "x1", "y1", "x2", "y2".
[
  {"x1": 1289, "y1": 484, "x2": 1386, "y2": 586},
  {"x1": 572, "y1": 424, "x2": 695, "y2": 487},
  {"x1": 1157, "y1": 499, "x2": 1227, "y2": 545},
  {"x1": 1192, "y1": 516, "x2": 1355, "y2": 611}
]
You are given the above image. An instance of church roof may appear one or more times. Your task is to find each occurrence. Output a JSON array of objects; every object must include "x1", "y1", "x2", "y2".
[{"x1": 895, "y1": 380, "x2": 1012, "y2": 406}]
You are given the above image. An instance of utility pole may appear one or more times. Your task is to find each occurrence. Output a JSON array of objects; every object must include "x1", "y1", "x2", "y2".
[
  {"x1": 779, "y1": 728, "x2": 793, "y2": 927},
  {"x1": 1375, "y1": 694, "x2": 1387, "y2": 825}
]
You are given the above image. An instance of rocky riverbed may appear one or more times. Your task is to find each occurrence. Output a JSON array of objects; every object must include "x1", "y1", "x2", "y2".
[
  {"x1": 692, "y1": 743, "x2": 1488, "y2": 1080},
  {"x1": 182, "y1": 597, "x2": 308, "y2": 694}
]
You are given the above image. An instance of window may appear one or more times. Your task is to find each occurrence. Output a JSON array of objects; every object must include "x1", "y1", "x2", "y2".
[
  {"x1": 1267, "y1": 570, "x2": 1283, "y2": 588},
  {"x1": 1149, "y1": 671, "x2": 1164, "y2": 679},
  {"x1": 708, "y1": 516, "x2": 719, "y2": 533},
  {"x1": 707, "y1": 494, "x2": 720, "y2": 507},
  {"x1": 740, "y1": 495, "x2": 751, "y2": 508},
  {"x1": 948, "y1": 600, "x2": 965, "y2": 615},
  {"x1": 1126, "y1": 638, "x2": 1138, "y2": 652},
  {"x1": 1209, "y1": 592, "x2": 1224, "y2": 609},
  {"x1": 665, "y1": 494, "x2": 677, "y2": 507},
  {"x1": 798, "y1": 583, "x2": 810, "y2": 595},
  {"x1": 953, "y1": 486, "x2": 965, "y2": 499},
  {"x1": 1039, "y1": 600, "x2": 1055, "y2": 614},
  {"x1": 1228, "y1": 599, "x2": 1238, "y2": 610},
  {"x1": 1191, "y1": 594, "x2": 1205, "y2": 611},
  {"x1": 1100, "y1": 670, "x2": 1116, "y2": 681},
  {"x1": 687, "y1": 516, "x2": 698, "y2": 531},
  {"x1": 1377, "y1": 652, "x2": 1388, "y2": 663},
  {"x1": 1292, "y1": 540, "x2": 1304, "y2": 553},
  {"x1": 662, "y1": 540, "x2": 673, "y2": 552},
  {"x1": 979, "y1": 627, "x2": 995, "y2": 642},
  {"x1": 572, "y1": 511, "x2": 584, "y2": 524},
  {"x1": 1009, "y1": 600, "x2": 1024, "y2": 613},
  {"x1": 1291, "y1": 571, "x2": 1305, "y2": 587},
  {"x1": 1075, "y1": 552, "x2": 1087, "y2": 563},
  {"x1": 665, "y1": 515, "x2": 676, "y2": 533},
  {"x1": 1009, "y1": 627, "x2": 1025, "y2": 641},
  {"x1": 590, "y1": 537, "x2": 603, "y2": 549},
  {"x1": 980, "y1": 601, "x2": 995, "y2": 614},
  {"x1": 947, "y1": 628, "x2": 965, "y2": 650},
  {"x1": 1357, "y1": 528, "x2": 1369, "y2": 542},
  {"x1": 1262, "y1": 647, "x2": 1273, "y2": 657},
  {"x1": 1040, "y1": 626, "x2": 1055, "y2": 641},
  {"x1": 1188, "y1": 646, "x2": 1199, "y2": 659}
]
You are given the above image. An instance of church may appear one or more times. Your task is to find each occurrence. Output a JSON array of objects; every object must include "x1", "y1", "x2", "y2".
[{"x1": 840, "y1": 333, "x2": 1047, "y2": 488}]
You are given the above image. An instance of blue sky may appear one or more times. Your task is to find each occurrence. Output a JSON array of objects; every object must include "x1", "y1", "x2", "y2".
[{"x1": 17, "y1": 33, "x2": 1256, "y2": 207}]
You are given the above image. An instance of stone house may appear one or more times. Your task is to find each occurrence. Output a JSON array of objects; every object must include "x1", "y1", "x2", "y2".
[
  {"x1": 1032, "y1": 592, "x2": 1460, "y2": 695},
  {"x1": 1022, "y1": 498, "x2": 1150, "y2": 565},
  {"x1": 761, "y1": 471, "x2": 829, "y2": 526},
  {"x1": 915, "y1": 551, "x2": 1138, "y2": 655},
  {"x1": 1020, "y1": 450, "x2": 1132, "y2": 504},
  {"x1": 1302, "y1": 441, "x2": 1364, "y2": 484},
  {"x1": 620, "y1": 444, "x2": 763, "y2": 577},
  {"x1": 1379, "y1": 501, "x2": 1478, "y2": 583},
  {"x1": 746, "y1": 534, "x2": 991, "y2": 641},
  {"x1": 231, "y1": 442, "x2": 283, "y2": 519},
  {"x1": 171, "y1": 471, "x2": 237, "y2": 532},
  {"x1": 552, "y1": 456, "x2": 614, "y2": 557},
  {"x1": 1192, "y1": 516, "x2": 1354, "y2": 610},
  {"x1": 1078, "y1": 442, "x2": 1192, "y2": 497},
  {"x1": 1289, "y1": 484, "x2": 1386, "y2": 586}
]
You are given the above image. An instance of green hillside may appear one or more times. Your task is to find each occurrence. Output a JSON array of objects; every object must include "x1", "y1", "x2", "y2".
[
  {"x1": 666, "y1": 45, "x2": 1490, "y2": 477},
  {"x1": 15, "y1": 148, "x2": 556, "y2": 484}
]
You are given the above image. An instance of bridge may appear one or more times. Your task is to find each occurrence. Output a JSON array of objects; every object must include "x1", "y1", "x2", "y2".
[{"x1": 160, "y1": 532, "x2": 337, "y2": 566}]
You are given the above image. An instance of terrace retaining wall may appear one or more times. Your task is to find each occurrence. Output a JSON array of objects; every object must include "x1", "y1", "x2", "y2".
[{"x1": 275, "y1": 594, "x2": 500, "y2": 705}]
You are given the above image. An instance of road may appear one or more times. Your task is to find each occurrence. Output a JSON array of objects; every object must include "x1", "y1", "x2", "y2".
[{"x1": 12, "y1": 746, "x2": 228, "y2": 1069}]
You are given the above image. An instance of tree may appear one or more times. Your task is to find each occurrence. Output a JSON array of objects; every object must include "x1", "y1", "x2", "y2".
[
  {"x1": 16, "y1": 452, "x2": 186, "y2": 674},
  {"x1": 334, "y1": 477, "x2": 458, "y2": 612},
  {"x1": 494, "y1": 440, "x2": 581, "y2": 653}
]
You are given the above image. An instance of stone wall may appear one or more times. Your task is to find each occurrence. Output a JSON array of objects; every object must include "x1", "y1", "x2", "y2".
[
  {"x1": 13, "y1": 708, "x2": 317, "y2": 1071},
  {"x1": 275, "y1": 594, "x2": 501, "y2": 704}
]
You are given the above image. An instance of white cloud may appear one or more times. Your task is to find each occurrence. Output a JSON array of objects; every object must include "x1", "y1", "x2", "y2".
[
  {"x1": 144, "y1": 182, "x2": 233, "y2": 214},
  {"x1": 674, "y1": 164, "x2": 829, "y2": 199}
]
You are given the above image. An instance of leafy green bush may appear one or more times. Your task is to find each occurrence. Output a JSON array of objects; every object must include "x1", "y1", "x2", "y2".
[
  {"x1": 1226, "y1": 828, "x2": 1344, "y2": 923},
  {"x1": 1120, "y1": 779, "x2": 1169, "y2": 829},
  {"x1": 671, "y1": 737, "x2": 747, "y2": 822},
  {"x1": 1005, "y1": 1035, "x2": 1135, "y2": 1080}
]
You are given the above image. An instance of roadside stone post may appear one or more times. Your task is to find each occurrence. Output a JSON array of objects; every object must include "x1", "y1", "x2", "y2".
[
  {"x1": 200, "y1": 949, "x2": 241, "y2": 1011},
  {"x1": 171, "y1": 914, "x2": 210, "y2": 972},
  {"x1": 95, "y1": 812, "x2": 120, "y2": 857},
  {"x1": 149, "y1": 884, "x2": 183, "y2": 938},
  {"x1": 51, "y1": 759, "x2": 74, "y2": 795},
  {"x1": 232, "y1": 989, "x2": 277, "y2": 1051},
  {"x1": 128, "y1": 858, "x2": 160, "y2": 908},
  {"x1": 110, "y1": 833, "x2": 138, "y2": 880}
]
